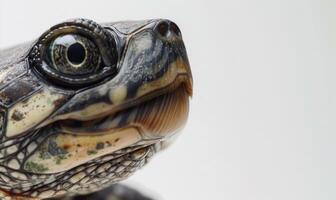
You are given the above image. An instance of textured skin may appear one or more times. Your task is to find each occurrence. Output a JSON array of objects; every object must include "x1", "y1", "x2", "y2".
[{"x1": 0, "y1": 19, "x2": 192, "y2": 199}]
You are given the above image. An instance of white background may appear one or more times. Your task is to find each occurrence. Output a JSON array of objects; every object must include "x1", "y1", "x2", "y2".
[{"x1": 1, "y1": 0, "x2": 336, "y2": 199}]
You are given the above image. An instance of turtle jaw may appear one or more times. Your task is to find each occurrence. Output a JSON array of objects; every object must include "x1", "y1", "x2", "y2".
[
  {"x1": 24, "y1": 79, "x2": 191, "y2": 174},
  {"x1": 59, "y1": 76, "x2": 192, "y2": 138}
]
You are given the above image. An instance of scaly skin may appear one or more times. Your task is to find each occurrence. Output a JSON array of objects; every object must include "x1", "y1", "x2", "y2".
[{"x1": 0, "y1": 19, "x2": 192, "y2": 199}]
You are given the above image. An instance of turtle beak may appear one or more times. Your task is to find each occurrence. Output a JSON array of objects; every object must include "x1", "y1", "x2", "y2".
[
  {"x1": 183, "y1": 61, "x2": 193, "y2": 97},
  {"x1": 175, "y1": 59, "x2": 193, "y2": 97}
]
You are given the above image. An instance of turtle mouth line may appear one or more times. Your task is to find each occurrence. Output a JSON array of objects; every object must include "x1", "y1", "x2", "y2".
[{"x1": 97, "y1": 143, "x2": 156, "y2": 164}]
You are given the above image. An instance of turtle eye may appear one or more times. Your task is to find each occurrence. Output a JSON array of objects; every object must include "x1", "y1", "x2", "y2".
[
  {"x1": 29, "y1": 19, "x2": 119, "y2": 88},
  {"x1": 47, "y1": 34, "x2": 102, "y2": 75}
]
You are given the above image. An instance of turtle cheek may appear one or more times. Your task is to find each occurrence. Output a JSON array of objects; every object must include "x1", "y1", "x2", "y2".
[{"x1": 5, "y1": 89, "x2": 69, "y2": 138}]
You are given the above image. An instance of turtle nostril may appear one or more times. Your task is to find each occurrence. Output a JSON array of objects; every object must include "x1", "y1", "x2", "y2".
[
  {"x1": 170, "y1": 22, "x2": 181, "y2": 36},
  {"x1": 155, "y1": 21, "x2": 169, "y2": 37}
]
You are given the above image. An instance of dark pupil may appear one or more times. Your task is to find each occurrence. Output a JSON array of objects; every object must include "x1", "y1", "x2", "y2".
[{"x1": 67, "y1": 43, "x2": 86, "y2": 65}]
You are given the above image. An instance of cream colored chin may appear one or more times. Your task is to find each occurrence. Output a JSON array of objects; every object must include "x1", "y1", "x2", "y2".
[{"x1": 25, "y1": 128, "x2": 142, "y2": 174}]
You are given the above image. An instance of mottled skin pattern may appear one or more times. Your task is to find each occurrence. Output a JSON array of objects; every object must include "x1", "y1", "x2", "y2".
[{"x1": 0, "y1": 19, "x2": 192, "y2": 200}]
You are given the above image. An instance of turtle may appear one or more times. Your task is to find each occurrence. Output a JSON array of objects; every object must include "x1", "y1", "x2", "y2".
[{"x1": 0, "y1": 18, "x2": 193, "y2": 200}]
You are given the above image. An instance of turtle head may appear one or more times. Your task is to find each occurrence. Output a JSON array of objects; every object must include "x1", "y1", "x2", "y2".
[{"x1": 0, "y1": 19, "x2": 192, "y2": 199}]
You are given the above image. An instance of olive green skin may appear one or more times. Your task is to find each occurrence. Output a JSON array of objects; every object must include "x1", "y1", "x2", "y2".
[{"x1": 0, "y1": 19, "x2": 192, "y2": 199}]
